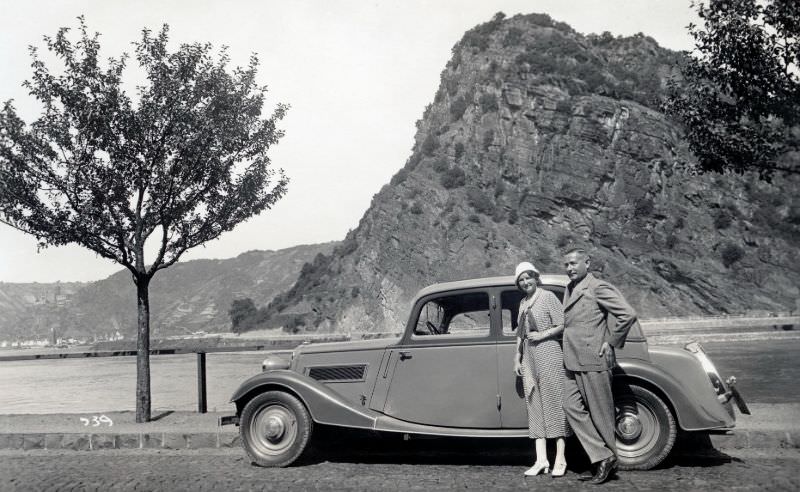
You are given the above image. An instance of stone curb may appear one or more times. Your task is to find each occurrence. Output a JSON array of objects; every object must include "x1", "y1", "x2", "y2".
[
  {"x1": 0, "y1": 431, "x2": 240, "y2": 451},
  {"x1": 0, "y1": 429, "x2": 796, "y2": 452}
]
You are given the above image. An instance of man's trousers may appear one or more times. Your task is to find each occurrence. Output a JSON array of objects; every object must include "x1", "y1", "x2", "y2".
[{"x1": 563, "y1": 368, "x2": 616, "y2": 463}]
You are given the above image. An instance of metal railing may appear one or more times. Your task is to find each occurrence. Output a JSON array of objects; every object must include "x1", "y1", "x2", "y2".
[{"x1": 0, "y1": 344, "x2": 297, "y2": 414}]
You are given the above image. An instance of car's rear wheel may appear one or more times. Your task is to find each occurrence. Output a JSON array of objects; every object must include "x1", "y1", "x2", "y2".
[
  {"x1": 240, "y1": 391, "x2": 313, "y2": 467},
  {"x1": 614, "y1": 384, "x2": 676, "y2": 470}
]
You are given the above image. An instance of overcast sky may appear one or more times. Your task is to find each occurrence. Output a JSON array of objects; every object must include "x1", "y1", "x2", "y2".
[{"x1": 0, "y1": 0, "x2": 698, "y2": 283}]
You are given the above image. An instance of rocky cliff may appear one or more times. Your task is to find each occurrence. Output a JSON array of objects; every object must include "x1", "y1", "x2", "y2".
[
  {"x1": 264, "y1": 13, "x2": 800, "y2": 333},
  {"x1": 0, "y1": 242, "x2": 335, "y2": 341}
]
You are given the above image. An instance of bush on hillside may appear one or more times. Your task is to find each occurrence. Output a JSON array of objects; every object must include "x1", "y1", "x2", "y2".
[
  {"x1": 720, "y1": 242, "x2": 745, "y2": 268},
  {"x1": 450, "y1": 96, "x2": 469, "y2": 121},
  {"x1": 479, "y1": 92, "x2": 500, "y2": 113},
  {"x1": 440, "y1": 167, "x2": 467, "y2": 189}
]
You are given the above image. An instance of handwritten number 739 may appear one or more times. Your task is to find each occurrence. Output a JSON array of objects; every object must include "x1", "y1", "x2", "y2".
[{"x1": 79, "y1": 415, "x2": 113, "y2": 427}]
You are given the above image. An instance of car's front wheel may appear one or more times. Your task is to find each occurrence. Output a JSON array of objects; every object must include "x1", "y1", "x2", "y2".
[
  {"x1": 614, "y1": 384, "x2": 676, "y2": 470},
  {"x1": 240, "y1": 391, "x2": 313, "y2": 467}
]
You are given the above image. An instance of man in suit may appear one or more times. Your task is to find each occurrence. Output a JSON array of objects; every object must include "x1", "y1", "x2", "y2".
[{"x1": 561, "y1": 248, "x2": 639, "y2": 484}]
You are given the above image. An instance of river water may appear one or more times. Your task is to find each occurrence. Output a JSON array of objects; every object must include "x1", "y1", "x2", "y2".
[
  {"x1": 1, "y1": 339, "x2": 795, "y2": 413},
  {"x1": 0, "y1": 352, "x2": 267, "y2": 414}
]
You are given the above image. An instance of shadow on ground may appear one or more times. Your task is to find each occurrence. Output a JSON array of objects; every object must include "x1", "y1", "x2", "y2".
[{"x1": 301, "y1": 427, "x2": 739, "y2": 470}]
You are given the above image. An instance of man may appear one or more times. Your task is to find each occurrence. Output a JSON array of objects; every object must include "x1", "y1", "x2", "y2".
[{"x1": 561, "y1": 248, "x2": 639, "y2": 484}]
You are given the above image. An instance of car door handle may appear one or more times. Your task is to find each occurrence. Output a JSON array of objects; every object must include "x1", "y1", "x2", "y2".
[{"x1": 399, "y1": 351, "x2": 412, "y2": 361}]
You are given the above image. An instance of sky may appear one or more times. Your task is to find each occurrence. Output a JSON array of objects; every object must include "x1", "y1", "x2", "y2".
[{"x1": 0, "y1": 0, "x2": 699, "y2": 283}]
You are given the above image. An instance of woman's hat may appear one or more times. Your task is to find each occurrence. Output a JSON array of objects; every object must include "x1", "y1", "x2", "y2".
[{"x1": 514, "y1": 261, "x2": 540, "y2": 282}]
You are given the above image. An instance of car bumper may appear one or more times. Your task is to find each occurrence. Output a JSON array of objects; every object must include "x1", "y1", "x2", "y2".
[{"x1": 719, "y1": 376, "x2": 750, "y2": 418}]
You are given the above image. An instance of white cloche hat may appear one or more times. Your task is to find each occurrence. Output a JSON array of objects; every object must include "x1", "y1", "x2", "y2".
[{"x1": 514, "y1": 261, "x2": 540, "y2": 283}]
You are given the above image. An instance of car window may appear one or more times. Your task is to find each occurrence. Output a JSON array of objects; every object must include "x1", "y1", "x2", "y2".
[
  {"x1": 501, "y1": 285, "x2": 565, "y2": 336},
  {"x1": 413, "y1": 291, "x2": 490, "y2": 338}
]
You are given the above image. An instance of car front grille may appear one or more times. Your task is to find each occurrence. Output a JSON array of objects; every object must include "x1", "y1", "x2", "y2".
[{"x1": 307, "y1": 364, "x2": 367, "y2": 382}]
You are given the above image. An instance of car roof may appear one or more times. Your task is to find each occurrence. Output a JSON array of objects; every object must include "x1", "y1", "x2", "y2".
[{"x1": 413, "y1": 274, "x2": 569, "y2": 300}]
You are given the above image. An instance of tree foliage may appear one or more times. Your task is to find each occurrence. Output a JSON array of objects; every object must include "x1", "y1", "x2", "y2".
[
  {"x1": 0, "y1": 18, "x2": 288, "y2": 421},
  {"x1": 664, "y1": 0, "x2": 799, "y2": 180},
  {"x1": 229, "y1": 298, "x2": 257, "y2": 334}
]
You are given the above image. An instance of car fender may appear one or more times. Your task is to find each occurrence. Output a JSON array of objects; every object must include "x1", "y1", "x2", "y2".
[
  {"x1": 230, "y1": 369, "x2": 379, "y2": 430},
  {"x1": 616, "y1": 359, "x2": 734, "y2": 431}
]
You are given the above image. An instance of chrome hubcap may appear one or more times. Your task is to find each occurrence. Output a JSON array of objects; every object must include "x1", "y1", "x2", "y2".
[
  {"x1": 265, "y1": 416, "x2": 286, "y2": 441},
  {"x1": 617, "y1": 414, "x2": 643, "y2": 440},
  {"x1": 249, "y1": 404, "x2": 298, "y2": 457}
]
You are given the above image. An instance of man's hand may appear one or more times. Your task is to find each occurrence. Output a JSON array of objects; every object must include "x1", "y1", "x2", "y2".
[
  {"x1": 598, "y1": 341, "x2": 615, "y2": 366},
  {"x1": 514, "y1": 360, "x2": 522, "y2": 376}
]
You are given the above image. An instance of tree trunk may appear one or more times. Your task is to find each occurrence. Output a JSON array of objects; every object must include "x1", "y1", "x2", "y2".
[{"x1": 135, "y1": 274, "x2": 152, "y2": 423}]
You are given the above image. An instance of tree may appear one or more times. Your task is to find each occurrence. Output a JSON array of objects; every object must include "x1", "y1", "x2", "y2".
[
  {"x1": 229, "y1": 298, "x2": 257, "y2": 334},
  {"x1": 663, "y1": 0, "x2": 799, "y2": 180},
  {"x1": 0, "y1": 19, "x2": 288, "y2": 422}
]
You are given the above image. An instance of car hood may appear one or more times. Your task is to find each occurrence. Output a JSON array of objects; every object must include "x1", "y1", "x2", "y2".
[{"x1": 295, "y1": 336, "x2": 400, "y2": 355}]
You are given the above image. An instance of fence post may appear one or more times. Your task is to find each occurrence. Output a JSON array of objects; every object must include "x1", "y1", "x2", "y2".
[{"x1": 197, "y1": 352, "x2": 207, "y2": 413}]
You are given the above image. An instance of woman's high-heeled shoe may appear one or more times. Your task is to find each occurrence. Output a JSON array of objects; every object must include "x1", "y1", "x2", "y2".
[
  {"x1": 551, "y1": 459, "x2": 567, "y2": 477},
  {"x1": 524, "y1": 461, "x2": 550, "y2": 476}
]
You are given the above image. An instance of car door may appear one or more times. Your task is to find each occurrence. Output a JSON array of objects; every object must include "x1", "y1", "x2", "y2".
[
  {"x1": 497, "y1": 284, "x2": 565, "y2": 428},
  {"x1": 379, "y1": 289, "x2": 501, "y2": 429}
]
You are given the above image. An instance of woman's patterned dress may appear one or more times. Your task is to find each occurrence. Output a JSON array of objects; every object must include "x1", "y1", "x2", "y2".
[{"x1": 518, "y1": 289, "x2": 571, "y2": 439}]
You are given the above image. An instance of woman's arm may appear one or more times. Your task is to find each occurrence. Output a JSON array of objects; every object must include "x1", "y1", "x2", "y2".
[
  {"x1": 526, "y1": 291, "x2": 565, "y2": 342},
  {"x1": 513, "y1": 334, "x2": 524, "y2": 375}
]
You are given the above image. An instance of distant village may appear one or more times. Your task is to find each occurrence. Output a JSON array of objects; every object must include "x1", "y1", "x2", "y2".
[{"x1": 0, "y1": 283, "x2": 124, "y2": 349}]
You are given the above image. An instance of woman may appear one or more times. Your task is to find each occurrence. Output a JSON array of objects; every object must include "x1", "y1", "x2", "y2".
[{"x1": 513, "y1": 261, "x2": 570, "y2": 477}]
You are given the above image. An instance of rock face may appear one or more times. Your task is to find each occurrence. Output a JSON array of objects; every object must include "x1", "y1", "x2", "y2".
[
  {"x1": 0, "y1": 242, "x2": 336, "y2": 341},
  {"x1": 265, "y1": 13, "x2": 800, "y2": 333}
]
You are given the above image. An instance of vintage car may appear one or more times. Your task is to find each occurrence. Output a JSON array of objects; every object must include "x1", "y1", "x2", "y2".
[{"x1": 221, "y1": 275, "x2": 748, "y2": 469}]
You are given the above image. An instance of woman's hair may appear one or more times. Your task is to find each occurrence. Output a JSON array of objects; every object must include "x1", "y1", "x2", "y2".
[{"x1": 515, "y1": 270, "x2": 540, "y2": 291}]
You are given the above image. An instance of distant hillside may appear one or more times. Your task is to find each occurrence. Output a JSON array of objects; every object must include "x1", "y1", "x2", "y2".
[
  {"x1": 0, "y1": 242, "x2": 336, "y2": 341},
  {"x1": 262, "y1": 12, "x2": 800, "y2": 333}
]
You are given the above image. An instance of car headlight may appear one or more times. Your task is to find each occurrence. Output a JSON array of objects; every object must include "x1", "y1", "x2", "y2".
[{"x1": 262, "y1": 353, "x2": 291, "y2": 372}]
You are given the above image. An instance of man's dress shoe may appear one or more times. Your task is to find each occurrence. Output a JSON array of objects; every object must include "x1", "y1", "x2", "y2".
[{"x1": 590, "y1": 455, "x2": 617, "y2": 485}]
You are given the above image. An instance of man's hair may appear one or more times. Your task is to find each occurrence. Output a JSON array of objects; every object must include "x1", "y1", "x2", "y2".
[{"x1": 562, "y1": 247, "x2": 589, "y2": 259}]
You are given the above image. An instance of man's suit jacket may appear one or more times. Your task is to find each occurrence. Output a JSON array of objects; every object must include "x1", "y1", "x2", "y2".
[{"x1": 562, "y1": 273, "x2": 639, "y2": 372}]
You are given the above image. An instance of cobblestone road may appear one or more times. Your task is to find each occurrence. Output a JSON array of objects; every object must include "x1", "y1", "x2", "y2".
[{"x1": 0, "y1": 446, "x2": 798, "y2": 492}]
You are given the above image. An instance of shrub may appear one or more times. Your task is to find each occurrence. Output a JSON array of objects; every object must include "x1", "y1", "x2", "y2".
[
  {"x1": 283, "y1": 315, "x2": 305, "y2": 334},
  {"x1": 228, "y1": 298, "x2": 257, "y2": 334},
  {"x1": 666, "y1": 233, "x2": 678, "y2": 249},
  {"x1": 494, "y1": 180, "x2": 506, "y2": 198},
  {"x1": 450, "y1": 96, "x2": 469, "y2": 121},
  {"x1": 432, "y1": 157, "x2": 449, "y2": 173},
  {"x1": 483, "y1": 129, "x2": 495, "y2": 150},
  {"x1": 440, "y1": 167, "x2": 466, "y2": 189},
  {"x1": 421, "y1": 134, "x2": 439, "y2": 156},
  {"x1": 460, "y1": 12, "x2": 505, "y2": 51},
  {"x1": 720, "y1": 242, "x2": 745, "y2": 268},
  {"x1": 508, "y1": 208, "x2": 518, "y2": 224},
  {"x1": 633, "y1": 197, "x2": 654, "y2": 218},
  {"x1": 467, "y1": 188, "x2": 494, "y2": 215},
  {"x1": 454, "y1": 142, "x2": 465, "y2": 161},
  {"x1": 503, "y1": 27, "x2": 524, "y2": 47},
  {"x1": 556, "y1": 232, "x2": 575, "y2": 248},
  {"x1": 525, "y1": 13, "x2": 554, "y2": 27},
  {"x1": 479, "y1": 92, "x2": 499, "y2": 113},
  {"x1": 445, "y1": 76, "x2": 460, "y2": 95},
  {"x1": 713, "y1": 209, "x2": 733, "y2": 229}
]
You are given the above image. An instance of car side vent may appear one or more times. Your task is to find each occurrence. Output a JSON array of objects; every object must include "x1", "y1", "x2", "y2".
[{"x1": 308, "y1": 365, "x2": 367, "y2": 382}]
